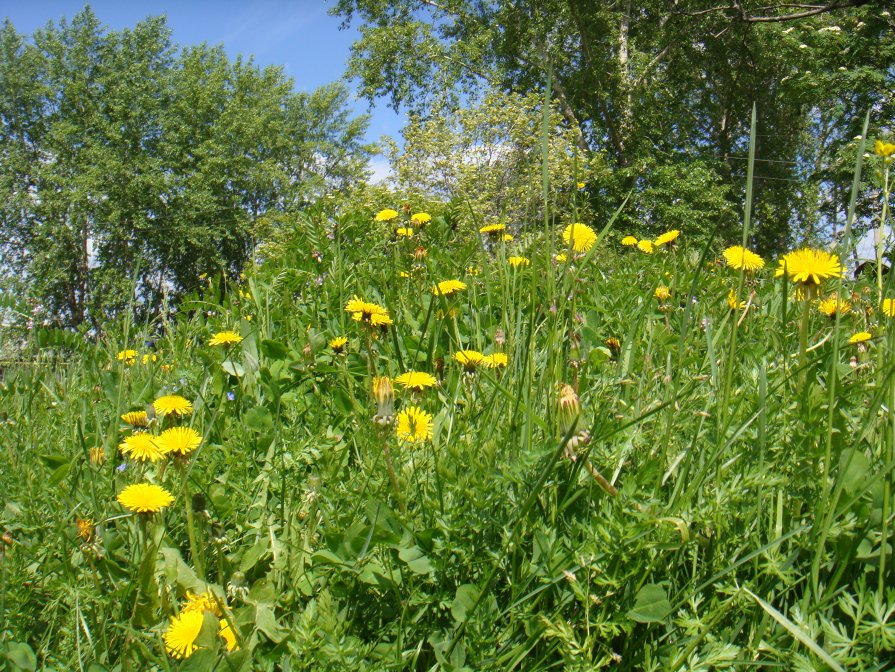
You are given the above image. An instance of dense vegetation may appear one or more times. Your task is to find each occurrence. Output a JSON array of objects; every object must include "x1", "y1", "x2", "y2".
[{"x1": 1, "y1": 2, "x2": 894, "y2": 671}]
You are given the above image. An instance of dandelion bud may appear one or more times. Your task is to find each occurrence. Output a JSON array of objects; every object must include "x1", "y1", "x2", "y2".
[
  {"x1": 89, "y1": 447, "x2": 106, "y2": 466},
  {"x1": 372, "y1": 376, "x2": 394, "y2": 424},
  {"x1": 557, "y1": 384, "x2": 581, "y2": 437},
  {"x1": 494, "y1": 328, "x2": 505, "y2": 347}
]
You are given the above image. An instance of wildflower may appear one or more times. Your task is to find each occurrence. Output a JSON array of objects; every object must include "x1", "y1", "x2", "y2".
[
  {"x1": 723, "y1": 245, "x2": 765, "y2": 272},
  {"x1": 157, "y1": 427, "x2": 202, "y2": 457},
  {"x1": 637, "y1": 240, "x2": 654, "y2": 254},
  {"x1": 116, "y1": 349, "x2": 138, "y2": 365},
  {"x1": 142, "y1": 354, "x2": 158, "y2": 365},
  {"x1": 562, "y1": 223, "x2": 597, "y2": 253},
  {"x1": 482, "y1": 352, "x2": 508, "y2": 368},
  {"x1": 555, "y1": 252, "x2": 568, "y2": 263},
  {"x1": 372, "y1": 376, "x2": 394, "y2": 423},
  {"x1": 605, "y1": 337, "x2": 621, "y2": 356},
  {"x1": 89, "y1": 447, "x2": 106, "y2": 466},
  {"x1": 76, "y1": 518, "x2": 94, "y2": 542},
  {"x1": 621, "y1": 236, "x2": 638, "y2": 247},
  {"x1": 370, "y1": 313, "x2": 393, "y2": 328},
  {"x1": 395, "y1": 227, "x2": 414, "y2": 237},
  {"x1": 375, "y1": 208, "x2": 399, "y2": 222},
  {"x1": 557, "y1": 384, "x2": 580, "y2": 437},
  {"x1": 413, "y1": 246, "x2": 428, "y2": 260},
  {"x1": 345, "y1": 296, "x2": 389, "y2": 323},
  {"x1": 479, "y1": 223, "x2": 506, "y2": 236},
  {"x1": 576, "y1": 181, "x2": 586, "y2": 190},
  {"x1": 775, "y1": 248, "x2": 843, "y2": 287},
  {"x1": 399, "y1": 271, "x2": 412, "y2": 279},
  {"x1": 727, "y1": 290, "x2": 746, "y2": 311},
  {"x1": 654, "y1": 286, "x2": 671, "y2": 302},
  {"x1": 433, "y1": 279, "x2": 467, "y2": 296},
  {"x1": 883, "y1": 298, "x2": 895, "y2": 318},
  {"x1": 329, "y1": 336, "x2": 348, "y2": 353},
  {"x1": 467, "y1": 266, "x2": 480, "y2": 276},
  {"x1": 121, "y1": 410, "x2": 149, "y2": 428},
  {"x1": 817, "y1": 296, "x2": 851, "y2": 318},
  {"x1": 508, "y1": 256, "x2": 530, "y2": 267},
  {"x1": 875, "y1": 140, "x2": 895, "y2": 159},
  {"x1": 453, "y1": 350, "x2": 484, "y2": 371},
  {"x1": 411, "y1": 212, "x2": 431, "y2": 225},
  {"x1": 654, "y1": 229, "x2": 680, "y2": 247},
  {"x1": 209, "y1": 331, "x2": 243, "y2": 347},
  {"x1": 119, "y1": 433, "x2": 167, "y2": 462},
  {"x1": 849, "y1": 331, "x2": 872, "y2": 344},
  {"x1": 502, "y1": 234, "x2": 514, "y2": 242},
  {"x1": 395, "y1": 371, "x2": 437, "y2": 391},
  {"x1": 182, "y1": 590, "x2": 221, "y2": 616},
  {"x1": 395, "y1": 406, "x2": 433, "y2": 444},
  {"x1": 116, "y1": 483, "x2": 174, "y2": 513},
  {"x1": 164, "y1": 609, "x2": 203, "y2": 659},
  {"x1": 154, "y1": 395, "x2": 193, "y2": 418},
  {"x1": 219, "y1": 619, "x2": 239, "y2": 652}
]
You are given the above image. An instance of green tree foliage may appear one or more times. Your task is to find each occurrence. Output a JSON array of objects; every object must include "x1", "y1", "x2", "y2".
[
  {"x1": 0, "y1": 8, "x2": 372, "y2": 328},
  {"x1": 333, "y1": 0, "x2": 894, "y2": 248}
]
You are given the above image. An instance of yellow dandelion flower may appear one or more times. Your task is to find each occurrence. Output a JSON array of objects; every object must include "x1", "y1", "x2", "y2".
[
  {"x1": 479, "y1": 223, "x2": 506, "y2": 236},
  {"x1": 396, "y1": 227, "x2": 414, "y2": 237},
  {"x1": 482, "y1": 352, "x2": 508, "y2": 368},
  {"x1": 413, "y1": 246, "x2": 428, "y2": 260},
  {"x1": 723, "y1": 245, "x2": 765, "y2": 272},
  {"x1": 621, "y1": 236, "x2": 638, "y2": 247},
  {"x1": 121, "y1": 410, "x2": 149, "y2": 427},
  {"x1": 637, "y1": 240, "x2": 654, "y2": 254},
  {"x1": 605, "y1": 337, "x2": 621, "y2": 355},
  {"x1": 654, "y1": 229, "x2": 680, "y2": 247},
  {"x1": 219, "y1": 619, "x2": 239, "y2": 652},
  {"x1": 775, "y1": 248, "x2": 843, "y2": 286},
  {"x1": 817, "y1": 296, "x2": 851, "y2": 318},
  {"x1": 395, "y1": 406, "x2": 433, "y2": 444},
  {"x1": 399, "y1": 271, "x2": 412, "y2": 279},
  {"x1": 508, "y1": 256, "x2": 530, "y2": 267},
  {"x1": 329, "y1": 336, "x2": 348, "y2": 353},
  {"x1": 502, "y1": 234, "x2": 514, "y2": 242},
  {"x1": 116, "y1": 349, "x2": 138, "y2": 365},
  {"x1": 883, "y1": 298, "x2": 895, "y2": 318},
  {"x1": 141, "y1": 353, "x2": 158, "y2": 365},
  {"x1": 433, "y1": 279, "x2": 467, "y2": 296},
  {"x1": 411, "y1": 212, "x2": 431, "y2": 225},
  {"x1": 395, "y1": 371, "x2": 437, "y2": 391},
  {"x1": 576, "y1": 181, "x2": 586, "y2": 190},
  {"x1": 116, "y1": 483, "x2": 174, "y2": 513},
  {"x1": 370, "y1": 313, "x2": 393, "y2": 328},
  {"x1": 654, "y1": 286, "x2": 671, "y2": 301},
  {"x1": 453, "y1": 350, "x2": 484, "y2": 370},
  {"x1": 727, "y1": 289, "x2": 746, "y2": 310},
  {"x1": 372, "y1": 376, "x2": 394, "y2": 420},
  {"x1": 76, "y1": 518, "x2": 94, "y2": 542},
  {"x1": 157, "y1": 426, "x2": 202, "y2": 456},
  {"x1": 849, "y1": 331, "x2": 872, "y2": 344},
  {"x1": 562, "y1": 223, "x2": 597, "y2": 253},
  {"x1": 164, "y1": 609, "x2": 203, "y2": 659},
  {"x1": 555, "y1": 252, "x2": 568, "y2": 263},
  {"x1": 557, "y1": 384, "x2": 581, "y2": 436},
  {"x1": 875, "y1": 140, "x2": 895, "y2": 158},
  {"x1": 119, "y1": 433, "x2": 167, "y2": 462},
  {"x1": 345, "y1": 296, "x2": 389, "y2": 323},
  {"x1": 375, "y1": 208, "x2": 399, "y2": 222},
  {"x1": 208, "y1": 331, "x2": 243, "y2": 347},
  {"x1": 182, "y1": 590, "x2": 221, "y2": 616},
  {"x1": 154, "y1": 395, "x2": 193, "y2": 417}
]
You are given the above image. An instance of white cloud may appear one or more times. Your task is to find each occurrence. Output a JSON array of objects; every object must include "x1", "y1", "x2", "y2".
[{"x1": 367, "y1": 157, "x2": 393, "y2": 184}]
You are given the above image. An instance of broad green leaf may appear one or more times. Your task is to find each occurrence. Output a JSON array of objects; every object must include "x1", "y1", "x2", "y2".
[{"x1": 627, "y1": 584, "x2": 672, "y2": 623}]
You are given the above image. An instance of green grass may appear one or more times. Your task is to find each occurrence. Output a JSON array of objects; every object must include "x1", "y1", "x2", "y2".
[{"x1": 1, "y1": 176, "x2": 895, "y2": 669}]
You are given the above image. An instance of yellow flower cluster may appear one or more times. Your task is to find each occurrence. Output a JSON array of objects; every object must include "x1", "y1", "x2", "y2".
[{"x1": 163, "y1": 590, "x2": 239, "y2": 659}]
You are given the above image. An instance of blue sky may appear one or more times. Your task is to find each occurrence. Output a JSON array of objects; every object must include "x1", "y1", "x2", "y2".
[{"x1": 0, "y1": 1, "x2": 401, "y2": 178}]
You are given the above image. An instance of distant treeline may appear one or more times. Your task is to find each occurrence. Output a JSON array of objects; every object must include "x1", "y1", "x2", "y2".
[{"x1": 0, "y1": 7, "x2": 372, "y2": 328}]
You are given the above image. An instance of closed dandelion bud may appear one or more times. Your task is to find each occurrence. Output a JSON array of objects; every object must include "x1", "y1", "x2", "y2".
[
  {"x1": 372, "y1": 376, "x2": 394, "y2": 424},
  {"x1": 89, "y1": 447, "x2": 106, "y2": 466},
  {"x1": 557, "y1": 384, "x2": 581, "y2": 437}
]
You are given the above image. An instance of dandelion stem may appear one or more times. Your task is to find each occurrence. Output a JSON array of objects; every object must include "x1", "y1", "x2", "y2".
[{"x1": 382, "y1": 436, "x2": 405, "y2": 516}]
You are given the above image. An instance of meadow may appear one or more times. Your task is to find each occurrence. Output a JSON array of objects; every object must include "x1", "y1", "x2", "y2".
[{"x1": 1, "y1": 139, "x2": 894, "y2": 671}]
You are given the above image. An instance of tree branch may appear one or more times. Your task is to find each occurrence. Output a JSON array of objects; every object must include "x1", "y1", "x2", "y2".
[{"x1": 674, "y1": 0, "x2": 871, "y2": 22}]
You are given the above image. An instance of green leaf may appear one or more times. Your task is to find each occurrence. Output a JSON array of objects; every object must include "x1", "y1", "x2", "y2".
[
  {"x1": 3, "y1": 642, "x2": 37, "y2": 671},
  {"x1": 398, "y1": 546, "x2": 434, "y2": 575},
  {"x1": 260, "y1": 339, "x2": 290, "y2": 360},
  {"x1": 244, "y1": 406, "x2": 273, "y2": 433},
  {"x1": 255, "y1": 604, "x2": 287, "y2": 643},
  {"x1": 222, "y1": 360, "x2": 245, "y2": 378},
  {"x1": 239, "y1": 538, "x2": 269, "y2": 573},
  {"x1": 627, "y1": 584, "x2": 672, "y2": 623},
  {"x1": 451, "y1": 584, "x2": 479, "y2": 623}
]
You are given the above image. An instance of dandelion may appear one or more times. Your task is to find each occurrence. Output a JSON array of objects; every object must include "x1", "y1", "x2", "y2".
[
  {"x1": 345, "y1": 297, "x2": 389, "y2": 323},
  {"x1": 817, "y1": 296, "x2": 851, "y2": 318},
  {"x1": 370, "y1": 313, "x2": 393, "y2": 329},
  {"x1": 849, "y1": 331, "x2": 872, "y2": 344},
  {"x1": 413, "y1": 246, "x2": 428, "y2": 260},
  {"x1": 508, "y1": 256, "x2": 530, "y2": 267},
  {"x1": 395, "y1": 406, "x2": 433, "y2": 444},
  {"x1": 727, "y1": 290, "x2": 746, "y2": 311},
  {"x1": 723, "y1": 245, "x2": 765, "y2": 272},
  {"x1": 116, "y1": 349, "x2": 138, "y2": 365},
  {"x1": 875, "y1": 140, "x2": 895, "y2": 159},
  {"x1": 119, "y1": 433, "x2": 167, "y2": 462},
  {"x1": 182, "y1": 590, "x2": 221, "y2": 616},
  {"x1": 208, "y1": 331, "x2": 243, "y2": 347},
  {"x1": 76, "y1": 518, "x2": 94, "y2": 542},
  {"x1": 395, "y1": 371, "x2": 437, "y2": 391},
  {"x1": 453, "y1": 350, "x2": 484, "y2": 371},
  {"x1": 482, "y1": 352, "x2": 508, "y2": 368},
  {"x1": 375, "y1": 208, "x2": 399, "y2": 222},
  {"x1": 621, "y1": 236, "x2": 638, "y2": 247},
  {"x1": 654, "y1": 229, "x2": 680, "y2": 247},
  {"x1": 775, "y1": 248, "x2": 843, "y2": 287},
  {"x1": 562, "y1": 223, "x2": 597, "y2": 253},
  {"x1": 555, "y1": 252, "x2": 568, "y2": 263},
  {"x1": 121, "y1": 410, "x2": 149, "y2": 428},
  {"x1": 479, "y1": 223, "x2": 506, "y2": 236},
  {"x1": 433, "y1": 279, "x2": 467, "y2": 296},
  {"x1": 605, "y1": 337, "x2": 621, "y2": 356},
  {"x1": 219, "y1": 619, "x2": 239, "y2": 652},
  {"x1": 154, "y1": 395, "x2": 193, "y2": 418},
  {"x1": 557, "y1": 384, "x2": 580, "y2": 437},
  {"x1": 157, "y1": 427, "x2": 202, "y2": 457},
  {"x1": 654, "y1": 286, "x2": 671, "y2": 302},
  {"x1": 329, "y1": 336, "x2": 348, "y2": 353},
  {"x1": 116, "y1": 483, "x2": 174, "y2": 514},
  {"x1": 883, "y1": 298, "x2": 895, "y2": 318},
  {"x1": 395, "y1": 227, "x2": 414, "y2": 237},
  {"x1": 89, "y1": 447, "x2": 106, "y2": 466},
  {"x1": 372, "y1": 376, "x2": 394, "y2": 423},
  {"x1": 637, "y1": 240, "x2": 654, "y2": 254},
  {"x1": 502, "y1": 234, "x2": 514, "y2": 242},
  {"x1": 141, "y1": 354, "x2": 158, "y2": 365},
  {"x1": 164, "y1": 609, "x2": 203, "y2": 659},
  {"x1": 411, "y1": 212, "x2": 431, "y2": 225}
]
